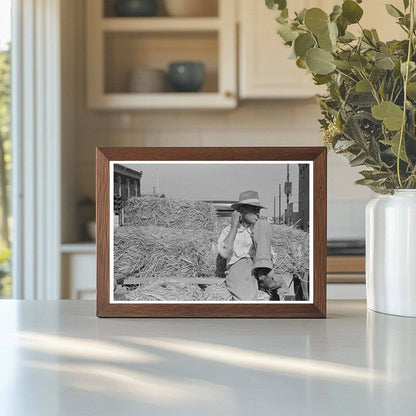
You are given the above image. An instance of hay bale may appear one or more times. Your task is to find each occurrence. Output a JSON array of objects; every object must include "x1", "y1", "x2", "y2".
[
  {"x1": 123, "y1": 197, "x2": 218, "y2": 231},
  {"x1": 271, "y1": 224, "x2": 309, "y2": 275},
  {"x1": 125, "y1": 278, "x2": 205, "y2": 302},
  {"x1": 203, "y1": 282, "x2": 231, "y2": 301},
  {"x1": 114, "y1": 225, "x2": 218, "y2": 282}
]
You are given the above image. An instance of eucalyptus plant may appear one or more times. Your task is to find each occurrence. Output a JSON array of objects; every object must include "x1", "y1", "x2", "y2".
[{"x1": 266, "y1": 0, "x2": 416, "y2": 193}]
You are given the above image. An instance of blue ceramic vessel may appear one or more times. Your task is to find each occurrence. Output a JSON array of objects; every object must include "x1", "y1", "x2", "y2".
[
  {"x1": 169, "y1": 62, "x2": 205, "y2": 93},
  {"x1": 114, "y1": 0, "x2": 158, "y2": 17}
]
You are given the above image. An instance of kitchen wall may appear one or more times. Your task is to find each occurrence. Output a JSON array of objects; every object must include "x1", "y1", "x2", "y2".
[{"x1": 61, "y1": 0, "x2": 374, "y2": 243}]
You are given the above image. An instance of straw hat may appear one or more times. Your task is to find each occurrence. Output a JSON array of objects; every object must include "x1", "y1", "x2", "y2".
[{"x1": 230, "y1": 190, "x2": 267, "y2": 210}]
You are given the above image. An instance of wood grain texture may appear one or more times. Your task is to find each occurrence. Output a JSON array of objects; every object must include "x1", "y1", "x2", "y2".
[
  {"x1": 96, "y1": 147, "x2": 327, "y2": 318},
  {"x1": 327, "y1": 256, "x2": 365, "y2": 274}
]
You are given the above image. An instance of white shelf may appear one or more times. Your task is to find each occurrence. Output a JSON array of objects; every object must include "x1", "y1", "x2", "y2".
[
  {"x1": 101, "y1": 17, "x2": 221, "y2": 32},
  {"x1": 61, "y1": 242, "x2": 96, "y2": 254},
  {"x1": 89, "y1": 92, "x2": 236, "y2": 110}
]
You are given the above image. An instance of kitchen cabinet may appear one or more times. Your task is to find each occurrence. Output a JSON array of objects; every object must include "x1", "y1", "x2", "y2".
[
  {"x1": 86, "y1": 0, "x2": 237, "y2": 109},
  {"x1": 238, "y1": 0, "x2": 405, "y2": 99},
  {"x1": 61, "y1": 244, "x2": 96, "y2": 300},
  {"x1": 239, "y1": 0, "x2": 323, "y2": 99}
]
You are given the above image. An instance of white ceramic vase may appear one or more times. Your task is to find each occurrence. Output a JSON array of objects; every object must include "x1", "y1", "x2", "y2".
[{"x1": 366, "y1": 190, "x2": 416, "y2": 317}]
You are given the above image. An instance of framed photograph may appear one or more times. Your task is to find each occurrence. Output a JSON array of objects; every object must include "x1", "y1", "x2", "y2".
[{"x1": 96, "y1": 147, "x2": 327, "y2": 318}]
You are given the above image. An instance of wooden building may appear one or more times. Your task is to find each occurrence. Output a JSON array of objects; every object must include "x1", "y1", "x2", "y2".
[{"x1": 114, "y1": 164, "x2": 142, "y2": 201}]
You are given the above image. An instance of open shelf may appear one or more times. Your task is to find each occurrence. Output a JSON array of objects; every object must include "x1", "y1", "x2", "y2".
[
  {"x1": 101, "y1": 17, "x2": 221, "y2": 32},
  {"x1": 90, "y1": 93, "x2": 235, "y2": 109},
  {"x1": 86, "y1": 0, "x2": 236, "y2": 109},
  {"x1": 103, "y1": 0, "x2": 219, "y2": 18},
  {"x1": 104, "y1": 31, "x2": 218, "y2": 94}
]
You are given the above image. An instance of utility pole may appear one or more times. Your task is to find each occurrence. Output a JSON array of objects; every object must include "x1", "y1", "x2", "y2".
[
  {"x1": 284, "y1": 164, "x2": 292, "y2": 225},
  {"x1": 278, "y1": 184, "x2": 282, "y2": 224},
  {"x1": 274, "y1": 196, "x2": 276, "y2": 223},
  {"x1": 285, "y1": 164, "x2": 291, "y2": 205}
]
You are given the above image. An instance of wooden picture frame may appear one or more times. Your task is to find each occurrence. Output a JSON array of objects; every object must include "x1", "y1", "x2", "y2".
[{"x1": 96, "y1": 147, "x2": 327, "y2": 318}]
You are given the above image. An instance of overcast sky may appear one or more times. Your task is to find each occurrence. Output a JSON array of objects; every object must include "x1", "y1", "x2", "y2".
[{"x1": 121, "y1": 162, "x2": 307, "y2": 218}]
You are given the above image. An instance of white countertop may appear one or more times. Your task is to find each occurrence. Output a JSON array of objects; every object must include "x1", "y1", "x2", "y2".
[{"x1": 0, "y1": 300, "x2": 414, "y2": 415}]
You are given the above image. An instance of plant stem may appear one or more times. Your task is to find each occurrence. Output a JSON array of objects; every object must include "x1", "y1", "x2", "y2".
[
  {"x1": 358, "y1": 69, "x2": 380, "y2": 104},
  {"x1": 397, "y1": 0, "x2": 415, "y2": 188},
  {"x1": 334, "y1": 68, "x2": 357, "y2": 83}
]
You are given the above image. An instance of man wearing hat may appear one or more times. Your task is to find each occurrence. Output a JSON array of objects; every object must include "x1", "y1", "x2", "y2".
[{"x1": 218, "y1": 190, "x2": 286, "y2": 300}]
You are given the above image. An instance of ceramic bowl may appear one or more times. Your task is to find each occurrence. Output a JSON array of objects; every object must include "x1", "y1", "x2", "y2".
[
  {"x1": 168, "y1": 62, "x2": 205, "y2": 93},
  {"x1": 114, "y1": 0, "x2": 158, "y2": 17}
]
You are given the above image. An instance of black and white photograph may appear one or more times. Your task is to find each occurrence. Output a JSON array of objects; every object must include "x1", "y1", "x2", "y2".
[{"x1": 110, "y1": 161, "x2": 312, "y2": 303}]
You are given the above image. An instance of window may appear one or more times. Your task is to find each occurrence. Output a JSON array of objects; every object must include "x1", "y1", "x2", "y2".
[
  {"x1": 0, "y1": 0, "x2": 11, "y2": 298},
  {"x1": 117, "y1": 175, "x2": 121, "y2": 196}
]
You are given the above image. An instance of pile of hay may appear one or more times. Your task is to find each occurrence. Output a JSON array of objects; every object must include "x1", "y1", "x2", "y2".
[
  {"x1": 114, "y1": 225, "x2": 218, "y2": 283},
  {"x1": 123, "y1": 197, "x2": 218, "y2": 231},
  {"x1": 124, "y1": 277, "x2": 231, "y2": 302},
  {"x1": 115, "y1": 196, "x2": 309, "y2": 301},
  {"x1": 271, "y1": 224, "x2": 310, "y2": 275}
]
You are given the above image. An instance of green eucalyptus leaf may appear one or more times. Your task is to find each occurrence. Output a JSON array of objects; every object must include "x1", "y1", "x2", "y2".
[
  {"x1": 371, "y1": 29, "x2": 380, "y2": 42},
  {"x1": 401, "y1": 61, "x2": 416, "y2": 77},
  {"x1": 393, "y1": 61, "x2": 402, "y2": 78},
  {"x1": 369, "y1": 136, "x2": 381, "y2": 162},
  {"x1": 318, "y1": 31, "x2": 334, "y2": 52},
  {"x1": 355, "y1": 178, "x2": 377, "y2": 185},
  {"x1": 340, "y1": 31, "x2": 356, "y2": 42},
  {"x1": 333, "y1": 59, "x2": 353, "y2": 70},
  {"x1": 349, "y1": 92, "x2": 377, "y2": 107},
  {"x1": 294, "y1": 33, "x2": 315, "y2": 57},
  {"x1": 277, "y1": 23, "x2": 299, "y2": 42},
  {"x1": 296, "y1": 57, "x2": 307, "y2": 69},
  {"x1": 266, "y1": 0, "x2": 287, "y2": 11},
  {"x1": 372, "y1": 101, "x2": 403, "y2": 130},
  {"x1": 350, "y1": 53, "x2": 368, "y2": 69},
  {"x1": 313, "y1": 74, "x2": 332, "y2": 85},
  {"x1": 306, "y1": 48, "x2": 335, "y2": 75},
  {"x1": 407, "y1": 82, "x2": 416, "y2": 99},
  {"x1": 381, "y1": 132, "x2": 409, "y2": 162},
  {"x1": 385, "y1": 4, "x2": 404, "y2": 18},
  {"x1": 350, "y1": 152, "x2": 368, "y2": 167},
  {"x1": 363, "y1": 29, "x2": 375, "y2": 44},
  {"x1": 295, "y1": 8, "x2": 307, "y2": 22},
  {"x1": 304, "y1": 8, "x2": 329, "y2": 35},
  {"x1": 342, "y1": 0, "x2": 364, "y2": 24},
  {"x1": 356, "y1": 79, "x2": 372, "y2": 92},
  {"x1": 328, "y1": 21, "x2": 338, "y2": 44},
  {"x1": 334, "y1": 139, "x2": 356, "y2": 151},
  {"x1": 359, "y1": 170, "x2": 391, "y2": 180},
  {"x1": 276, "y1": 14, "x2": 288, "y2": 24},
  {"x1": 403, "y1": 0, "x2": 410, "y2": 9},
  {"x1": 330, "y1": 5, "x2": 343, "y2": 22},
  {"x1": 370, "y1": 67, "x2": 386, "y2": 84},
  {"x1": 375, "y1": 56, "x2": 396, "y2": 70},
  {"x1": 336, "y1": 15, "x2": 348, "y2": 36}
]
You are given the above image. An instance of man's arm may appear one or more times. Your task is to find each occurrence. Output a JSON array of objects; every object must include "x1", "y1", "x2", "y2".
[{"x1": 218, "y1": 211, "x2": 241, "y2": 259}]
